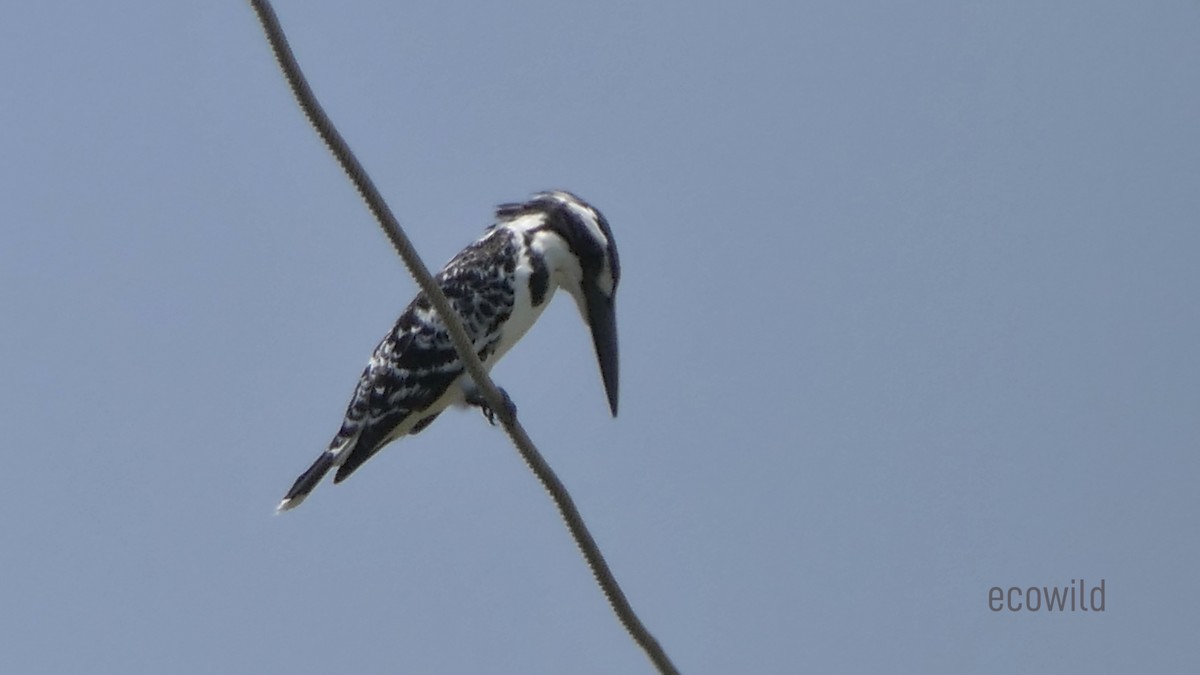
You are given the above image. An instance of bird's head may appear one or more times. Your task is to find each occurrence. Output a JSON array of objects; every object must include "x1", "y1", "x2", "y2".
[{"x1": 497, "y1": 191, "x2": 620, "y2": 416}]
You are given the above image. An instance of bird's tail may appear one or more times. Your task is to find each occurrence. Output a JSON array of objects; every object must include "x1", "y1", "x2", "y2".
[
  {"x1": 276, "y1": 435, "x2": 358, "y2": 512},
  {"x1": 276, "y1": 452, "x2": 335, "y2": 512}
]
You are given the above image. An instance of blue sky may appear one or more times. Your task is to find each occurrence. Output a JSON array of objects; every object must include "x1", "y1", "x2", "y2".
[{"x1": 2, "y1": 2, "x2": 1197, "y2": 673}]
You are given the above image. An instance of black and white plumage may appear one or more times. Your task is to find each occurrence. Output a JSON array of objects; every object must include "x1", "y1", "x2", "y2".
[{"x1": 277, "y1": 191, "x2": 620, "y2": 511}]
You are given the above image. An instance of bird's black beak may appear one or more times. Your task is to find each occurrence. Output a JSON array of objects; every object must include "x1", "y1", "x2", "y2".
[{"x1": 585, "y1": 284, "x2": 619, "y2": 416}]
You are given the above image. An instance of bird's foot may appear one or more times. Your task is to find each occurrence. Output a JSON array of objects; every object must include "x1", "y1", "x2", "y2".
[{"x1": 466, "y1": 386, "x2": 517, "y2": 426}]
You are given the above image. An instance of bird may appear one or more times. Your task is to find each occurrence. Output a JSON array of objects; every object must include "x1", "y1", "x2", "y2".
[{"x1": 276, "y1": 190, "x2": 620, "y2": 511}]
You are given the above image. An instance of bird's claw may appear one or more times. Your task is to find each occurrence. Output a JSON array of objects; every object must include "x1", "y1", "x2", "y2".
[{"x1": 466, "y1": 387, "x2": 517, "y2": 426}]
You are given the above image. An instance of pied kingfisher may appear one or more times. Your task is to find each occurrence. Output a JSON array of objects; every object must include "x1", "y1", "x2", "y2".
[{"x1": 277, "y1": 191, "x2": 620, "y2": 511}]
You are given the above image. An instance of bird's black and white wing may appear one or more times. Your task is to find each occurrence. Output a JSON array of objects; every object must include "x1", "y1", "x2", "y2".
[{"x1": 277, "y1": 228, "x2": 520, "y2": 511}]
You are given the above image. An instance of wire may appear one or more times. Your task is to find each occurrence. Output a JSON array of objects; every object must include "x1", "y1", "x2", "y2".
[{"x1": 246, "y1": 2, "x2": 679, "y2": 672}]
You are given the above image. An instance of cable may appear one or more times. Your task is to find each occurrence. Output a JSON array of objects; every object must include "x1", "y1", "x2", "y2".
[{"x1": 246, "y1": 2, "x2": 679, "y2": 672}]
